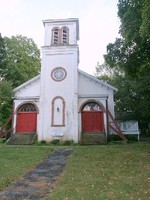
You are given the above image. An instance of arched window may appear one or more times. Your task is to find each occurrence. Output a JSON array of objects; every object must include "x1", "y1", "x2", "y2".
[
  {"x1": 51, "y1": 26, "x2": 69, "y2": 45},
  {"x1": 52, "y1": 27, "x2": 60, "y2": 45},
  {"x1": 62, "y1": 27, "x2": 69, "y2": 44},
  {"x1": 79, "y1": 100, "x2": 105, "y2": 113},
  {"x1": 18, "y1": 103, "x2": 37, "y2": 112},
  {"x1": 83, "y1": 102, "x2": 102, "y2": 111}
]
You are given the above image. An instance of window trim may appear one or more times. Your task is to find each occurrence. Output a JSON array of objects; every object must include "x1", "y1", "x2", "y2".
[
  {"x1": 51, "y1": 26, "x2": 69, "y2": 45},
  {"x1": 51, "y1": 96, "x2": 65, "y2": 126},
  {"x1": 52, "y1": 27, "x2": 60, "y2": 45},
  {"x1": 61, "y1": 26, "x2": 69, "y2": 45}
]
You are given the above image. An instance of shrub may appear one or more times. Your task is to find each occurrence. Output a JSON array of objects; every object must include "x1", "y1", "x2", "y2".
[
  {"x1": 40, "y1": 140, "x2": 47, "y2": 144},
  {"x1": 0, "y1": 138, "x2": 6, "y2": 143},
  {"x1": 49, "y1": 139, "x2": 60, "y2": 145},
  {"x1": 62, "y1": 140, "x2": 75, "y2": 146},
  {"x1": 107, "y1": 134, "x2": 138, "y2": 143}
]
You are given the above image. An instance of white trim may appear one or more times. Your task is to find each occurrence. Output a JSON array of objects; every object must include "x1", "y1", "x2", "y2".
[
  {"x1": 13, "y1": 96, "x2": 40, "y2": 100},
  {"x1": 78, "y1": 94, "x2": 108, "y2": 99}
]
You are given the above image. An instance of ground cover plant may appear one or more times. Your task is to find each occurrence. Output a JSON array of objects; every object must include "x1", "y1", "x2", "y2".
[
  {"x1": 0, "y1": 144, "x2": 53, "y2": 189},
  {"x1": 48, "y1": 143, "x2": 150, "y2": 200}
]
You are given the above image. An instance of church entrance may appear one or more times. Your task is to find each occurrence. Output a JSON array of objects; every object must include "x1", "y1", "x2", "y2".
[
  {"x1": 16, "y1": 103, "x2": 37, "y2": 133},
  {"x1": 81, "y1": 101, "x2": 106, "y2": 144},
  {"x1": 82, "y1": 102, "x2": 104, "y2": 133},
  {"x1": 82, "y1": 111, "x2": 104, "y2": 133}
]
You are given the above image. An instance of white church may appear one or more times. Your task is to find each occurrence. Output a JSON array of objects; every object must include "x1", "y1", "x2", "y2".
[{"x1": 10, "y1": 18, "x2": 126, "y2": 144}]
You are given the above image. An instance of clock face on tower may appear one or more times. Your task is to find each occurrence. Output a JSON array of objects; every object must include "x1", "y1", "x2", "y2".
[{"x1": 51, "y1": 67, "x2": 67, "y2": 81}]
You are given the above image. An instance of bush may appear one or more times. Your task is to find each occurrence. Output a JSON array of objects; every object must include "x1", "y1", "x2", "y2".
[
  {"x1": 49, "y1": 139, "x2": 60, "y2": 145},
  {"x1": 34, "y1": 139, "x2": 79, "y2": 146},
  {"x1": 0, "y1": 138, "x2": 6, "y2": 143},
  {"x1": 107, "y1": 134, "x2": 138, "y2": 143},
  {"x1": 62, "y1": 140, "x2": 75, "y2": 146},
  {"x1": 40, "y1": 140, "x2": 47, "y2": 144}
]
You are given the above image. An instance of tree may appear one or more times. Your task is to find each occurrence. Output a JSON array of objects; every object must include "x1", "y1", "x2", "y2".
[
  {"x1": 1, "y1": 35, "x2": 40, "y2": 88},
  {"x1": 95, "y1": 64, "x2": 136, "y2": 120},
  {"x1": 0, "y1": 80, "x2": 13, "y2": 126},
  {"x1": 0, "y1": 34, "x2": 7, "y2": 76},
  {"x1": 0, "y1": 35, "x2": 41, "y2": 126},
  {"x1": 0, "y1": 34, "x2": 12, "y2": 126},
  {"x1": 103, "y1": 0, "x2": 150, "y2": 128},
  {"x1": 118, "y1": 0, "x2": 150, "y2": 40},
  {"x1": 140, "y1": 0, "x2": 150, "y2": 38}
]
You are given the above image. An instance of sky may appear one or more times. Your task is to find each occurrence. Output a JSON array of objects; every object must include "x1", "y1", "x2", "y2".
[{"x1": 0, "y1": 0, "x2": 120, "y2": 75}]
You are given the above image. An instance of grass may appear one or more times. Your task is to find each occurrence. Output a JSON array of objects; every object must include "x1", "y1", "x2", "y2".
[
  {"x1": 0, "y1": 144, "x2": 53, "y2": 189},
  {"x1": 0, "y1": 143, "x2": 149, "y2": 199},
  {"x1": 47, "y1": 143, "x2": 150, "y2": 200}
]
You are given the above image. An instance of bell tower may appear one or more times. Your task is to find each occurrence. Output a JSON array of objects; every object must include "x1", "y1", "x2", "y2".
[{"x1": 38, "y1": 18, "x2": 79, "y2": 142}]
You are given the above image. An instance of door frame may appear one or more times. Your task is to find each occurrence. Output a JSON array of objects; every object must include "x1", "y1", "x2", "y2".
[
  {"x1": 80, "y1": 100, "x2": 106, "y2": 134},
  {"x1": 16, "y1": 102, "x2": 38, "y2": 133}
]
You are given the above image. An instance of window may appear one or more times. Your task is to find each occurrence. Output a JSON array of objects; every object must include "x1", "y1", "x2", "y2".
[
  {"x1": 83, "y1": 102, "x2": 102, "y2": 111},
  {"x1": 62, "y1": 27, "x2": 69, "y2": 44},
  {"x1": 18, "y1": 103, "x2": 37, "y2": 112},
  {"x1": 51, "y1": 67, "x2": 67, "y2": 82},
  {"x1": 52, "y1": 27, "x2": 59, "y2": 45},
  {"x1": 52, "y1": 26, "x2": 69, "y2": 45}
]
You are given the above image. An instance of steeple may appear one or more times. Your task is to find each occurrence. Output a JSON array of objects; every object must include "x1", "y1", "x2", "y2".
[
  {"x1": 39, "y1": 18, "x2": 79, "y2": 142},
  {"x1": 42, "y1": 18, "x2": 79, "y2": 46}
]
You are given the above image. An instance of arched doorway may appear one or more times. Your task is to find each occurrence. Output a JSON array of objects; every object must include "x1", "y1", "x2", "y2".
[
  {"x1": 81, "y1": 101, "x2": 106, "y2": 144},
  {"x1": 82, "y1": 102, "x2": 104, "y2": 133},
  {"x1": 16, "y1": 103, "x2": 37, "y2": 133}
]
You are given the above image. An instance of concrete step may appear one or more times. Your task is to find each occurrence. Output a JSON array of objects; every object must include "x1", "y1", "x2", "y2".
[
  {"x1": 7, "y1": 132, "x2": 37, "y2": 145},
  {"x1": 81, "y1": 133, "x2": 107, "y2": 145}
]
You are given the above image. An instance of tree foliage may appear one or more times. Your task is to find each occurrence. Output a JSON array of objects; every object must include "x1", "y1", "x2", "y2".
[
  {"x1": 102, "y1": 0, "x2": 150, "y2": 126},
  {"x1": 0, "y1": 34, "x2": 12, "y2": 125},
  {"x1": 118, "y1": 0, "x2": 150, "y2": 40},
  {"x1": 0, "y1": 34, "x2": 7, "y2": 74},
  {"x1": 0, "y1": 34, "x2": 41, "y2": 125},
  {"x1": 95, "y1": 64, "x2": 150, "y2": 122},
  {"x1": 105, "y1": 0, "x2": 150, "y2": 77},
  {"x1": 0, "y1": 80, "x2": 13, "y2": 126},
  {"x1": 1, "y1": 35, "x2": 40, "y2": 88}
]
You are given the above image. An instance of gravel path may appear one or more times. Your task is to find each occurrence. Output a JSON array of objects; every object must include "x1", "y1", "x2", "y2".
[{"x1": 0, "y1": 148, "x2": 73, "y2": 200}]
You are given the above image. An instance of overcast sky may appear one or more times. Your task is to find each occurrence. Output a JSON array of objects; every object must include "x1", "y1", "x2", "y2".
[{"x1": 0, "y1": 0, "x2": 120, "y2": 74}]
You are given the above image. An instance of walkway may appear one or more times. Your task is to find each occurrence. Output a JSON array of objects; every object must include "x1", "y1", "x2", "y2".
[{"x1": 0, "y1": 148, "x2": 73, "y2": 200}]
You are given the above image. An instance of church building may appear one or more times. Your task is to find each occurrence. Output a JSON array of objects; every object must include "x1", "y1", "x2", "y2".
[{"x1": 11, "y1": 18, "x2": 120, "y2": 144}]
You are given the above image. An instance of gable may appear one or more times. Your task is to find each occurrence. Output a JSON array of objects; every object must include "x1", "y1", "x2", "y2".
[
  {"x1": 13, "y1": 75, "x2": 40, "y2": 98},
  {"x1": 78, "y1": 70, "x2": 117, "y2": 96},
  {"x1": 13, "y1": 70, "x2": 117, "y2": 99}
]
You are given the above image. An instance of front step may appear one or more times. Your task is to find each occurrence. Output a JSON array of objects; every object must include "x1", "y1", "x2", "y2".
[
  {"x1": 7, "y1": 132, "x2": 37, "y2": 145},
  {"x1": 81, "y1": 133, "x2": 107, "y2": 145}
]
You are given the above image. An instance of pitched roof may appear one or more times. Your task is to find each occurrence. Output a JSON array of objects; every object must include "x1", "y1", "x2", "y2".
[
  {"x1": 13, "y1": 75, "x2": 40, "y2": 93},
  {"x1": 13, "y1": 70, "x2": 117, "y2": 93},
  {"x1": 78, "y1": 69, "x2": 118, "y2": 92}
]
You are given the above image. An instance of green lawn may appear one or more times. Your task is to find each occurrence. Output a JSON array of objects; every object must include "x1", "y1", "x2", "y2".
[
  {"x1": 0, "y1": 144, "x2": 53, "y2": 189},
  {"x1": 48, "y1": 143, "x2": 150, "y2": 200},
  {"x1": 0, "y1": 143, "x2": 149, "y2": 199}
]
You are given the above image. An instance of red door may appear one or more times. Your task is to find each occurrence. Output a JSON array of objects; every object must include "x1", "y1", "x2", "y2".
[
  {"x1": 16, "y1": 103, "x2": 37, "y2": 133},
  {"x1": 16, "y1": 112, "x2": 37, "y2": 133},
  {"x1": 82, "y1": 111, "x2": 104, "y2": 133}
]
